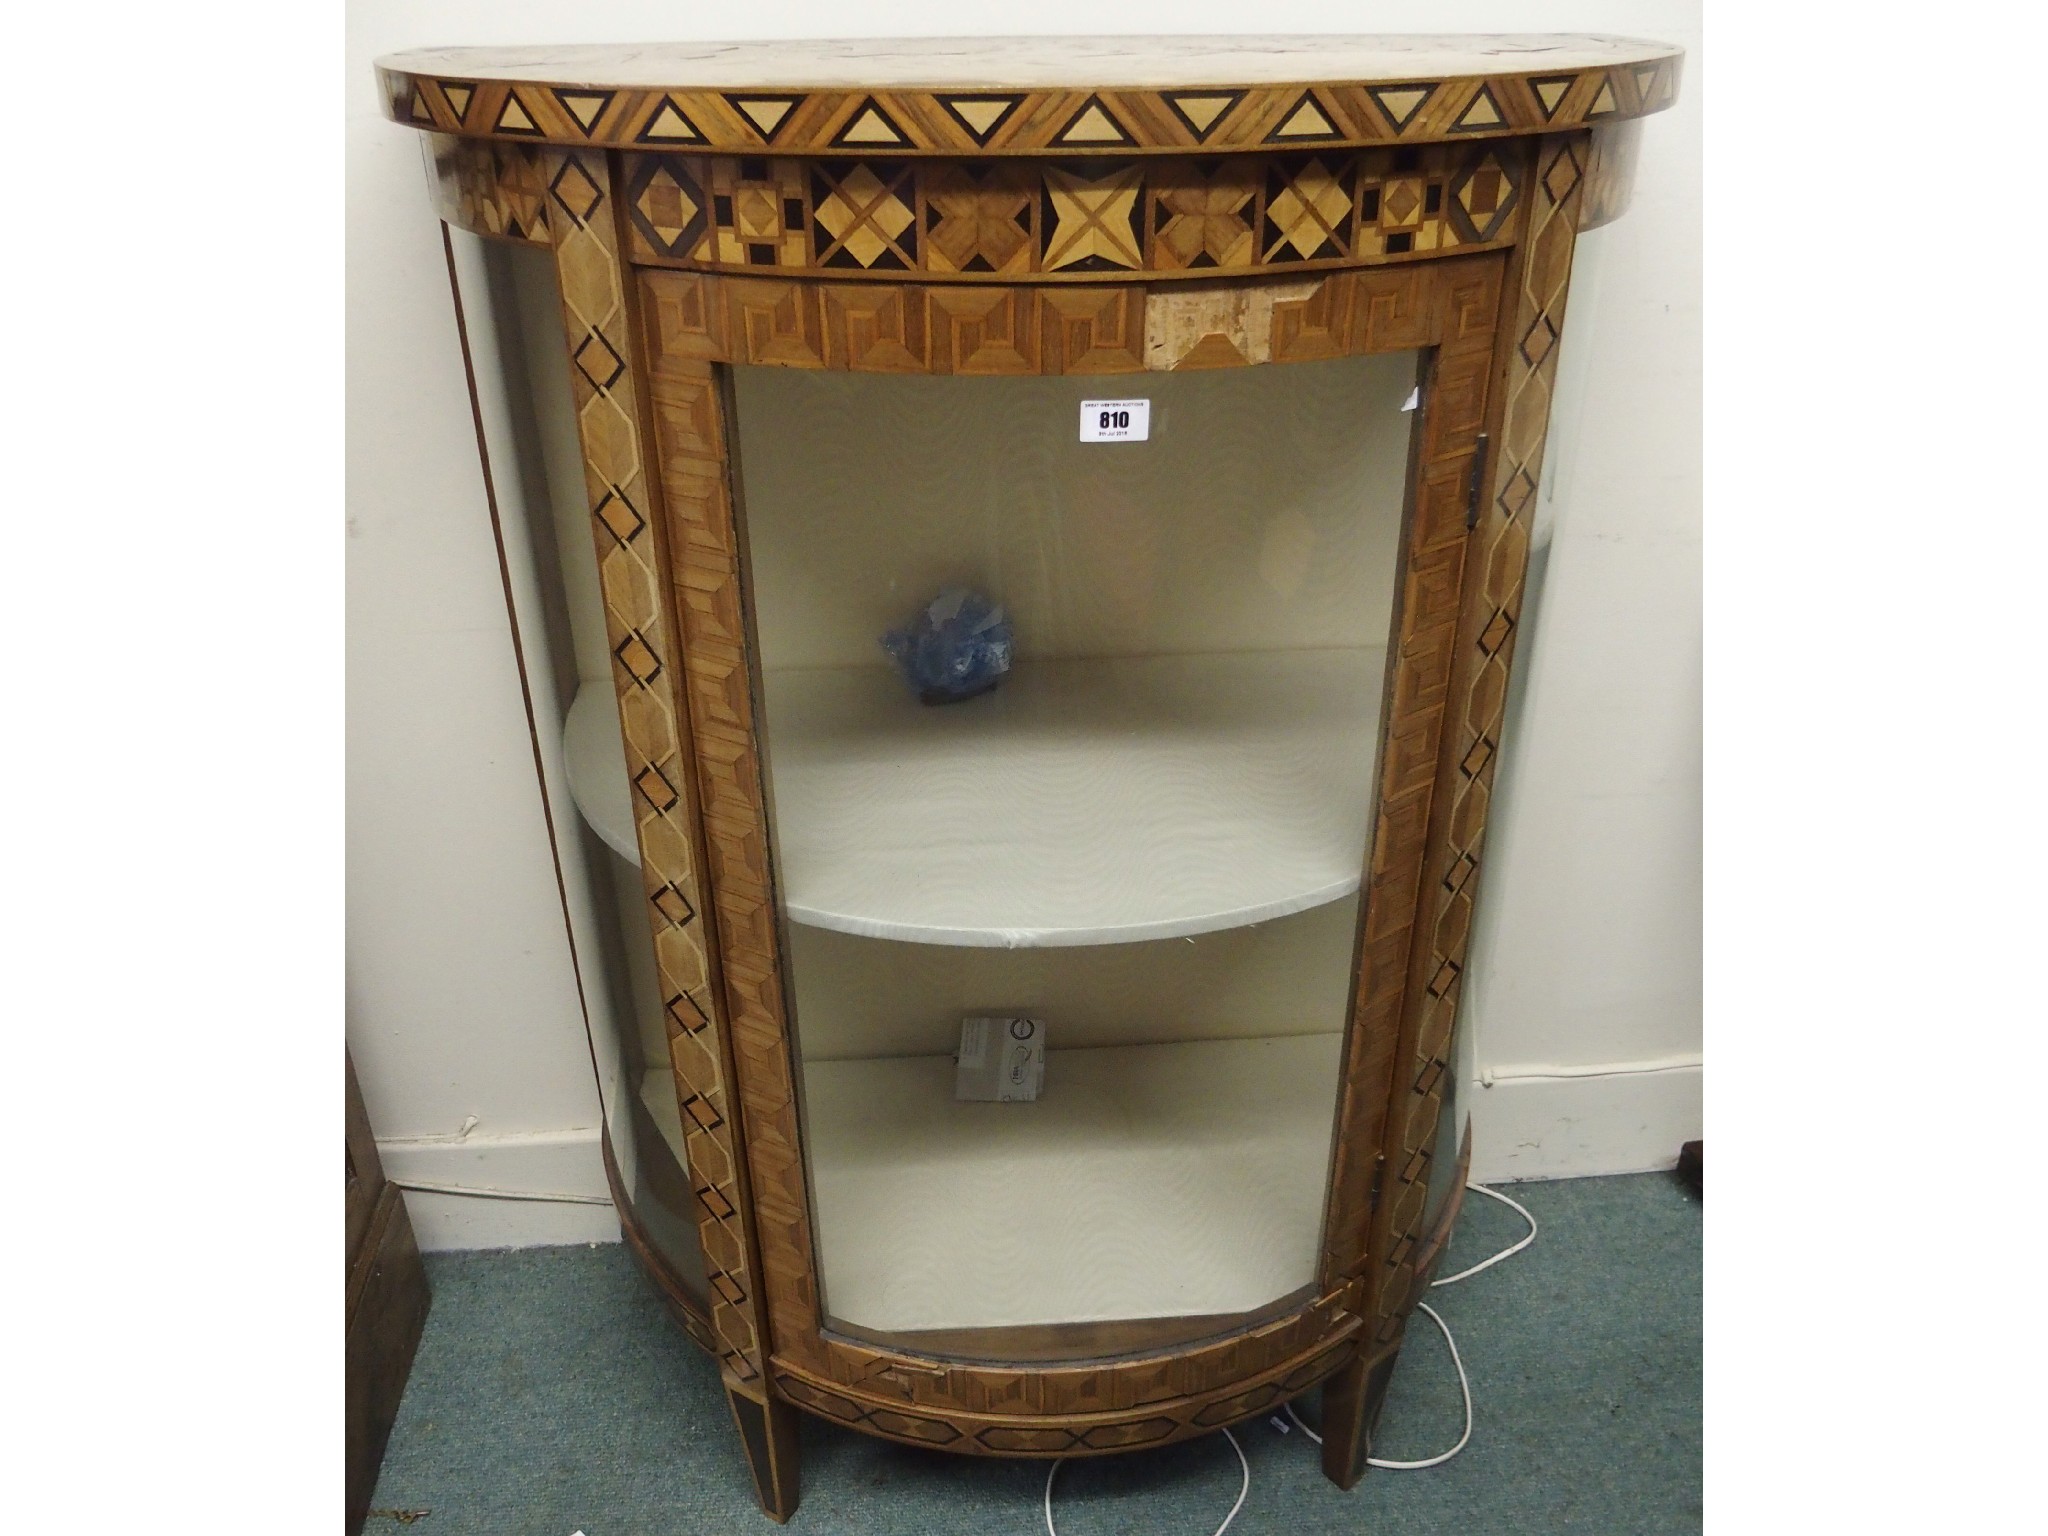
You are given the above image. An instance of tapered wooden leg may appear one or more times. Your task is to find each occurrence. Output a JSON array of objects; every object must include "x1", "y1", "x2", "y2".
[
  {"x1": 725, "y1": 1378, "x2": 801, "y2": 1522},
  {"x1": 1319, "y1": 1347, "x2": 1402, "y2": 1490}
]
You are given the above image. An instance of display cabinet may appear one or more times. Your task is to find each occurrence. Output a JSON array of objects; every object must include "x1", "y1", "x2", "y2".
[{"x1": 376, "y1": 34, "x2": 1680, "y2": 1521}]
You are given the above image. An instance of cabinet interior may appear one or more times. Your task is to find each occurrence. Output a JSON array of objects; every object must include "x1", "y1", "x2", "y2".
[{"x1": 735, "y1": 358, "x2": 1416, "y2": 1331}]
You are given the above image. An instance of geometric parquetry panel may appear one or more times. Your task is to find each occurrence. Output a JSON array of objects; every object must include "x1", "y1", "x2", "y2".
[
  {"x1": 1262, "y1": 154, "x2": 1356, "y2": 261},
  {"x1": 614, "y1": 144, "x2": 1528, "y2": 279},
  {"x1": 428, "y1": 134, "x2": 552, "y2": 244},
  {"x1": 810, "y1": 161, "x2": 919, "y2": 269},
  {"x1": 625, "y1": 153, "x2": 708, "y2": 259},
  {"x1": 1042, "y1": 163, "x2": 1146, "y2": 271},
  {"x1": 636, "y1": 260, "x2": 1481, "y2": 378},
  {"x1": 923, "y1": 162, "x2": 1039, "y2": 275},
  {"x1": 1447, "y1": 145, "x2": 1522, "y2": 243},
  {"x1": 703, "y1": 157, "x2": 811, "y2": 268},
  {"x1": 541, "y1": 146, "x2": 766, "y2": 1394},
  {"x1": 1150, "y1": 159, "x2": 1258, "y2": 270}
]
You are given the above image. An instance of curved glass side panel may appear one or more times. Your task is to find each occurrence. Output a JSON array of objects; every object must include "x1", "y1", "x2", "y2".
[{"x1": 470, "y1": 235, "x2": 712, "y2": 1306}]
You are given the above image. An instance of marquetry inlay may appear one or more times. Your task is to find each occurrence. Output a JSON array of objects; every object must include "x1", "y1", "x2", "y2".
[
  {"x1": 380, "y1": 36, "x2": 1682, "y2": 155},
  {"x1": 616, "y1": 144, "x2": 1523, "y2": 281},
  {"x1": 389, "y1": 30, "x2": 1683, "y2": 1518}
]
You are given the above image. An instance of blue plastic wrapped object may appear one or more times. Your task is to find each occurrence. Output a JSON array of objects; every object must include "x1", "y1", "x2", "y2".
[{"x1": 881, "y1": 588, "x2": 1014, "y2": 704}]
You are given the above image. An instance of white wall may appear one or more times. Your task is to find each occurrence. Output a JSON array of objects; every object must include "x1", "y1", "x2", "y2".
[
  {"x1": 347, "y1": 0, "x2": 1701, "y2": 1245},
  {"x1": 1457, "y1": 13, "x2": 1702, "y2": 1179}
]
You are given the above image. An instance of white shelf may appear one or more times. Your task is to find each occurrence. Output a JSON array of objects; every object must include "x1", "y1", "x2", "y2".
[
  {"x1": 766, "y1": 649, "x2": 1381, "y2": 947},
  {"x1": 802, "y1": 1033, "x2": 1344, "y2": 1333},
  {"x1": 564, "y1": 648, "x2": 1383, "y2": 946}
]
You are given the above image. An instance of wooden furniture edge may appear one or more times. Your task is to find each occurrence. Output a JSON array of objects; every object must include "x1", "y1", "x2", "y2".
[
  {"x1": 378, "y1": 49, "x2": 1682, "y2": 153},
  {"x1": 768, "y1": 1313, "x2": 1364, "y2": 1458},
  {"x1": 427, "y1": 133, "x2": 1531, "y2": 293},
  {"x1": 603, "y1": 1113, "x2": 1380, "y2": 1476}
]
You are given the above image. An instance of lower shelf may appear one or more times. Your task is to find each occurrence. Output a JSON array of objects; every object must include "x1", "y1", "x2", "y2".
[{"x1": 803, "y1": 1032, "x2": 1344, "y2": 1335}]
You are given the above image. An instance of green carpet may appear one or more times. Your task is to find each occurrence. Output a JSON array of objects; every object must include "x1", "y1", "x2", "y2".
[{"x1": 368, "y1": 1172, "x2": 1700, "y2": 1534}]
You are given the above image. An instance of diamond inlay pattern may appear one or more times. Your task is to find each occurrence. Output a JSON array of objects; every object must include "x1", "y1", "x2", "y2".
[
  {"x1": 616, "y1": 144, "x2": 1523, "y2": 278},
  {"x1": 1362, "y1": 133, "x2": 1590, "y2": 1352},
  {"x1": 1263, "y1": 156, "x2": 1354, "y2": 261},
  {"x1": 428, "y1": 135, "x2": 552, "y2": 245},
  {"x1": 389, "y1": 56, "x2": 1681, "y2": 151},
  {"x1": 1449, "y1": 149, "x2": 1520, "y2": 243},
  {"x1": 811, "y1": 163, "x2": 918, "y2": 269},
  {"x1": 626, "y1": 155, "x2": 707, "y2": 258},
  {"x1": 542, "y1": 147, "x2": 763, "y2": 1391}
]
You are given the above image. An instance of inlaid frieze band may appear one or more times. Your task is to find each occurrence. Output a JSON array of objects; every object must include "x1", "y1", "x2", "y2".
[{"x1": 620, "y1": 144, "x2": 1523, "y2": 281}]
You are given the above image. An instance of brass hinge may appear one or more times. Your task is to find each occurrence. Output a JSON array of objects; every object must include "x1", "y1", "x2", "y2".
[{"x1": 1466, "y1": 433, "x2": 1490, "y2": 532}]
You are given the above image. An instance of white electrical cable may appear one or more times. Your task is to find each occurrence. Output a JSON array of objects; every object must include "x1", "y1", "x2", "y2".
[
  {"x1": 1283, "y1": 1400, "x2": 1321, "y2": 1442},
  {"x1": 1430, "y1": 1183, "x2": 1537, "y2": 1286},
  {"x1": 1280, "y1": 1182, "x2": 1535, "y2": 1465},
  {"x1": 1364, "y1": 1302, "x2": 1472, "y2": 1469},
  {"x1": 1044, "y1": 1426, "x2": 1249, "y2": 1536},
  {"x1": 1279, "y1": 1303, "x2": 1472, "y2": 1467},
  {"x1": 1039, "y1": 1179, "x2": 1535, "y2": 1530}
]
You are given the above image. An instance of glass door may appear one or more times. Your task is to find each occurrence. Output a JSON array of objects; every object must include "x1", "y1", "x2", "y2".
[{"x1": 733, "y1": 354, "x2": 1421, "y2": 1345}]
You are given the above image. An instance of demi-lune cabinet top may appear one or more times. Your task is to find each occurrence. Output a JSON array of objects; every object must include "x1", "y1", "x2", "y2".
[{"x1": 378, "y1": 34, "x2": 1681, "y2": 155}]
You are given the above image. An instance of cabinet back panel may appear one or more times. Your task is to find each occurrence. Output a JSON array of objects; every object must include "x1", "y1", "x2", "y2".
[{"x1": 733, "y1": 355, "x2": 1417, "y2": 673}]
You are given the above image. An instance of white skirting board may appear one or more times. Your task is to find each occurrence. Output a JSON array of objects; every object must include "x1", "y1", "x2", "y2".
[
  {"x1": 1467, "y1": 1059, "x2": 1703, "y2": 1183},
  {"x1": 374, "y1": 1127, "x2": 621, "y2": 1251},
  {"x1": 802, "y1": 1033, "x2": 1345, "y2": 1333}
]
